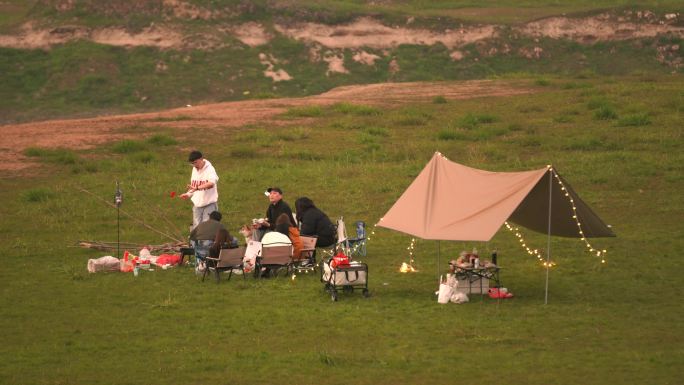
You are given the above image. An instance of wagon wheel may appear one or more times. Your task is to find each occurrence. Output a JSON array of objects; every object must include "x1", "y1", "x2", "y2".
[
  {"x1": 331, "y1": 290, "x2": 338, "y2": 302},
  {"x1": 362, "y1": 289, "x2": 370, "y2": 298}
]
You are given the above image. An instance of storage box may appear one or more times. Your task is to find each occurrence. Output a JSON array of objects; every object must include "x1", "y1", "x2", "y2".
[{"x1": 455, "y1": 276, "x2": 489, "y2": 294}]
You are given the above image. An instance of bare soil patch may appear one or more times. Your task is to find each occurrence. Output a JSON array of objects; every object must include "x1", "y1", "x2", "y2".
[
  {"x1": 0, "y1": 80, "x2": 535, "y2": 174},
  {"x1": 1, "y1": 12, "x2": 681, "y2": 51}
]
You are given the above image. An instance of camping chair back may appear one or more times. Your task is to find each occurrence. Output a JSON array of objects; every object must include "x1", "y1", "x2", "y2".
[
  {"x1": 319, "y1": 217, "x2": 350, "y2": 259},
  {"x1": 354, "y1": 221, "x2": 366, "y2": 239},
  {"x1": 347, "y1": 221, "x2": 367, "y2": 257},
  {"x1": 203, "y1": 246, "x2": 246, "y2": 283},
  {"x1": 296, "y1": 235, "x2": 318, "y2": 273},
  {"x1": 260, "y1": 244, "x2": 293, "y2": 266},
  {"x1": 217, "y1": 247, "x2": 246, "y2": 269},
  {"x1": 336, "y1": 217, "x2": 348, "y2": 243},
  {"x1": 300, "y1": 235, "x2": 317, "y2": 253}
]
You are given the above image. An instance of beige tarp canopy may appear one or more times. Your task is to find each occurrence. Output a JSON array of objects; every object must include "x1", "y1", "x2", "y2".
[{"x1": 378, "y1": 152, "x2": 614, "y2": 242}]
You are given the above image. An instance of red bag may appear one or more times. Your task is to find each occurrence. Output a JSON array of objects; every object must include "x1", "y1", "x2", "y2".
[
  {"x1": 330, "y1": 252, "x2": 350, "y2": 268},
  {"x1": 156, "y1": 254, "x2": 181, "y2": 266},
  {"x1": 488, "y1": 288, "x2": 514, "y2": 299}
]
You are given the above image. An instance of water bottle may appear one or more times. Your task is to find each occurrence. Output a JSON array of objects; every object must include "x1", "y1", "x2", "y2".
[
  {"x1": 133, "y1": 262, "x2": 139, "y2": 277},
  {"x1": 474, "y1": 257, "x2": 480, "y2": 269}
]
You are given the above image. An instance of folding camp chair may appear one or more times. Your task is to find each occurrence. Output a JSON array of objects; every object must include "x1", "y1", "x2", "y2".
[
  {"x1": 346, "y1": 221, "x2": 367, "y2": 257},
  {"x1": 319, "y1": 217, "x2": 367, "y2": 258},
  {"x1": 203, "y1": 246, "x2": 246, "y2": 283},
  {"x1": 257, "y1": 243, "x2": 294, "y2": 278},
  {"x1": 319, "y1": 217, "x2": 349, "y2": 259},
  {"x1": 295, "y1": 235, "x2": 318, "y2": 274}
]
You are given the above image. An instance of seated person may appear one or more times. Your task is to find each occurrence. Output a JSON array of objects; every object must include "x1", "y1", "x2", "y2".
[
  {"x1": 261, "y1": 230, "x2": 292, "y2": 247},
  {"x1": 295, "y1": 197, "x2": 335, "y2": 247},
  {"x1": 208, "y1": 228, "x2": 239, "y2": 259},
  {"x1": 252, "y1": 187, "x2": 296, "y2": 240},
  {"x1": 189, "y1": 210, "x2": 226, "y2": 264},
  {"x1": 275, "y1": 213, "x2": 303, "y2": 261},
  {"x1": 259, "y1": 230, "x2": 292, "y2": 278}
]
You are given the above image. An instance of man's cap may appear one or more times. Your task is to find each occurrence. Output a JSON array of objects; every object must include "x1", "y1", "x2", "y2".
[{"x1": 267, "y1": 187, "x2": 283, "y2": 194}]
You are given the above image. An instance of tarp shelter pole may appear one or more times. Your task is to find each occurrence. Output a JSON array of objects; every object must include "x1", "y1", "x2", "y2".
[
  {"x1": 437, "y1": 241, "x2": 441, "y2": 279},
  {"x1": 544, "y1": 168, "x2": 553, "y2": 305}
]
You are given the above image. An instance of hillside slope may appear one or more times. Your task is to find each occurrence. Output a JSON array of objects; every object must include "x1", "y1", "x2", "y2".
[{"x1": 0, "y1": 1, "x2": 683, "y2": 123}]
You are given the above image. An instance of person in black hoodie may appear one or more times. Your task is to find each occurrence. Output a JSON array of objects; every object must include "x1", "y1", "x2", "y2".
[{"x1": 295, "y1": 197, "x2": 336, "y2": 247}]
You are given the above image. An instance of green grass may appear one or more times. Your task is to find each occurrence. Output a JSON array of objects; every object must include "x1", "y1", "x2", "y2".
[
  {"x1": 111, "y1": 139, "x2": 147, "y2": 153},
  {"x1": 24, "y1": 147, "x2": 79, "y2": 164},
  {"x1": 2, "y1": 77, "x2": 684, "y2": 384},
  {"x1": 146, "y1": 134, "x2": 178, "y2": 146},
  {"x1": 284, "y1": 105, "x2": 324, "y2": 118},
  {"x1": 332, "y1": 102, "x2": 382, "y2": 116},
  {"x1": 21, "y1": 187, "x2": 55, "y2": 202},
  {"x1": 617, "y1": 112, "x2": 652, "y2": 126},
  {"x1": 432, "y1": 95, "x2": 448, "y2": 104},
  {"x1": 593, "y1": 105, "x2": 619, "y2": 120}
]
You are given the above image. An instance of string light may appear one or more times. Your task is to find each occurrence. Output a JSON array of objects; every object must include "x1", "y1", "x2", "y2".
[
  {"x1": 550, "y1": 168, "x2": 608, "y2": 264},
  {"x1": 399, "y1": 238, "x2": 418, "y2": 273},
  {"x1": 367, "y1": 219, "x2": 380, "y2": 242},
  {"x1": 505, "y1": 221, "x2": 554, "y2": 267}
]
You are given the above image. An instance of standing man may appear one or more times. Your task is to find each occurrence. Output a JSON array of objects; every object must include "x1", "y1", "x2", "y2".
[{"x1": 180, "y1": 150, "x2": 219, "y2": 229}]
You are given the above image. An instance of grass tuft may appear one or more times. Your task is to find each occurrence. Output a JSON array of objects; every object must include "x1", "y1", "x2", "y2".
[
  {"x1": 594, "y1": 106, "x2": 618, "y2": 120},
  {"x1": 332, "y1": 103, "x2": 381, "y2": 116},
  {"x1": 276, "y1": 127, "x2": 311, "y2": 141},
  {"x1": 364, "y1": 126, "x2": 390, "y2": 137},
  {"x1": 587, "y1": 96, "x2": 612, "y2": 110},
  {"x1": 24, "y1": 147, "x2": 79, "y2": 165},
  {"x1": 460, "y1": 112, "x2": 498, "y2": 129},
  {"x1": 231, "y1": 148, "x2": 258, "y2": 158},
  {"x1": 146, "y1": 134, "x2": 178, "y2": 146},
  {"x1": 617, "y1": 113, "x2": 651, "y2": 126},
  {"x1": 112, "y1": 140, "x2": 146, "y2": 153},
  {"x1": 437, "y1": 129, "x2": 466, "y2": 141},
  {"x1": 394, "y1": 109, "x2": 432, "y2": 126},
  {"x1": 432, "y1": 95, "x2": 448, "y2": 104},
  {"x1": 151, "y1": 115, "x2": 192, "y2": 122},
  {"x1": 22, "y1": 188, "x2": 54, "y2": 202},
  {"x1": 132, "y1": 152, "x2": 157, "y2": 164},
  {"x1": 318, "y1": 352, "x2": 336, "y2": 366}
]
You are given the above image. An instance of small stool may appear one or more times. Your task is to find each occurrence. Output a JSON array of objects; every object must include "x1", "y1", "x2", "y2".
[{"x1": 179, "y1": 247, "x2": 195, "y2": 266}]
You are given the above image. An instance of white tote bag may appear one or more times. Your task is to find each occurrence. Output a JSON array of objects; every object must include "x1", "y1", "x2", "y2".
[
  {"x1": 242, "y1": 240, "x2": 262, "y2": 273},
  {"x1": 437, "y1": 275, "x2": 453, "y2": 304}
]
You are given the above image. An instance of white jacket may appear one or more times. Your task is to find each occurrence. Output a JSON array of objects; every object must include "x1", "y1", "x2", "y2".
[{"x1": 188, "y1": 159, "x2": 219, "y2": 207}]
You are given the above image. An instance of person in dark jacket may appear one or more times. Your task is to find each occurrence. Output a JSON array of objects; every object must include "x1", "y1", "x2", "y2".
[
  {"x1": 295, "y1": 197, "x2": 335, "y2": 247},
  {"x1": 255, "y1": 187, "x2": 296, "y2": 232}
]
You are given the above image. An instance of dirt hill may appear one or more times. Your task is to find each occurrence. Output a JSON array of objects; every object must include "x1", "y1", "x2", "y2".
[{"x1": 0, "y1": 79, "x2": 535, "y2": 172}]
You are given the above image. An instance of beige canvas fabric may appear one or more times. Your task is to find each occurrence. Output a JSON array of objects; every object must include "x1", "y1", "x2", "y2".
[{"x1": 378, "y1": 152, "x2": 614, "y2": 241}]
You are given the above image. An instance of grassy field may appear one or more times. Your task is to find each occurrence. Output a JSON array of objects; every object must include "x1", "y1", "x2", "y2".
[{"x1": 0, "y1": 74, "x2": 682, "y2": 384}]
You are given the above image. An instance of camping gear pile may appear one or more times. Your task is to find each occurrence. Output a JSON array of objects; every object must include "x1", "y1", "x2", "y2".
[{"x1": 87, "y1": 248, "x2": 181, "y2": 274}]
